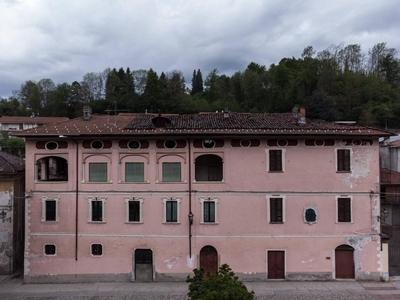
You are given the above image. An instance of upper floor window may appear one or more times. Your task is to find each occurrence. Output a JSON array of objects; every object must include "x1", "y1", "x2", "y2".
[
  {"x1": 41, "y1": 196, "x2": 59, "y2": 222},
  {"x1": 125, "y1": 196, "x2": 144, "y2": 223},
  {"x1": 36, "y1": 156, "x2": 68, "y2": 182},
  {"x1": 128, "y1": 140, "x2": 141, "y2": 149},
  {"x1": 202, "y1": 140, "x2": 215, "y2": 148},
  {"x1": 162, "y1": 197, "x2": 182, "y2": 223},
  {"x1": 125, "y1": 162, "x2": 144, "y2": 182},
  {"x1": 88, "y1": 196, "x2": 106, "y2": 223},
  {"x1": 267, "y1": 195, "x2": 285, "y2": 223},
  {"x1": 162, "y1": 162, "x2": 181, "y2": 182},
  {"x1": 267, "y1": 149, "x2": 284, "y2": 172},
  {"x1": 91, "y1": 140, "x2": 104, "y2": 149},
  {"x1": 89, "y1": 162, "x2": 107, "y2": 182},
  {"x1": 337, "y1": 149, "x2": 351, "y2": 172},
  {"x1": 200, "y1": 197, "x2": 219, "y2": 224},
  {"x1": 164, "y1": 140, "x2": 177, "y2": 149},
  {"x1": 337, "y1": 197, "x2": 352, "y2": 223},
  {"x1": 195, "y1": 154, "x2": 223, "y2": 181}
]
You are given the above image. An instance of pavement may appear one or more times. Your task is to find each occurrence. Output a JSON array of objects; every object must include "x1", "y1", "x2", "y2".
[{"x1": 2, "y1": 271, "x2": 400, "y2": 300}]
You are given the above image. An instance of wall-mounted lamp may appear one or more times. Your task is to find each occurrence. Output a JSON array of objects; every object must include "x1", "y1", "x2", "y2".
[
  {"x1": 378, "y1": 208, "x2": 389, "y2": 222},
  {"x1": 188, "y1": 212, "x2": 194, "y2": 225}
]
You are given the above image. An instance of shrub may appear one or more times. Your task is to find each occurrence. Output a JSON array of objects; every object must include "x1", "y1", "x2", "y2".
[{"x1": 186, "y1": 263, "x2": 255, "y2": 300}]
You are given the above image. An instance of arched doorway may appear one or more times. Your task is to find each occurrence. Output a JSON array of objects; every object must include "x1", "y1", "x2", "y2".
[
  {"x1": 335, "y1": 245, "x2": 355, "y2": 279},
  {"x1": 200, "y1": 246, "x2": 218, "y2": 276}
]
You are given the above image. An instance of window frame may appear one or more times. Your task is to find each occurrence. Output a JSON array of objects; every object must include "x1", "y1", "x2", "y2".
[
  {"x1": 43, "y1": 244, "x2": 57, "y2": 256},
  {"x1": 336, "y1": 149, "x2": 351, "y2": 172},
  {"x1": 162, "y1": 197, "x2": 182, "y2": 224},
  {"x1": 266, "y1": 149, "x2": 285, "y2": 172},
  {"x1": 303, "y1": 204, "x2": 318, "y2": 225},
  {"x1": 162, "y1": 162, "x2": 182, "y2": 182},
  {"x1": 90, "y1": 243, "x2": 103, "y2": 257},
  {"x1": 267, "y1": 195, "x2": 286, "y2": 223},
  {"x1": 88, "y1": 162, "x2": 108, "y2": 182},
  {"x1": 125, "y1": 196, "x2": 144, "y2": 223},
  {"x1": 41, "y1": 196, "x2": 59, "y2": 222},
  {"x1": 88, "y1": 196, "x2": 106, "y2": 223},
  {"x1": 200, "y1": 197, "x2": 219, "y2": 224},
  {"x1": 336, "y1": 196, "x2": 353, "y2": 223},
  {"x1": 125, "y1": 162, "x2": 145, "y2": 182}
]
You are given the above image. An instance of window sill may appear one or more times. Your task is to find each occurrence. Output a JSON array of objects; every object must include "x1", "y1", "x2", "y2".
[
  {"x1": 335, "y1": 221, "x2": 354, "y2": 224},
  {"x1": 200, "y1": 221, "x2": 219, "y2": 225},
  {"x1": 268, "y1": 171, "x2": 284, "y2": 173},
  {"x1": 194, "y1": 181, "x2": 225, "y2": 184},
  {"x1": 269, "y1": 222, "x2": 284, "y2": 224},
  {"x1": 162, "y1": 221, "x2": 181, "y2": 225},
  {"x1": 84, "y1": 182, "x2": 112, "y2": 184},
  {"x1": 41, "y1": 220, "x2": 59, "y2": 223},
  {"x1": 120, "y1": 181, "x2": 149, "y2": 184},
  {"x1": 87, "y1": 221, "x2": 106, "y2": 224},
  {"x1": 35, "y1": 181, "x2": 68, "y2": 183},
  {"x1": 125, "y1": 221, "x2": 143, "y2": 224},
  {"x1": 336, "y1": 171, "x2": 351, "y2": 173}
]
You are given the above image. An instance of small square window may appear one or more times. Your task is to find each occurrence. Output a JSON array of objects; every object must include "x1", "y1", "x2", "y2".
[
  {"x1": 162, "y1": 162, "x2": 181, "y2": 182},
  {"x1": 44, "y1": 244, "x2": 56, "y2": 256},
  {"x1": 125, "y1": 162, "x2": 144, "y2": 182},
  {"x1": 91, "y1": 244, "x2": 103, "y2": 256},
  {"x1": 89, "y1": 163, "x2": 107, "y2": 182},
  {"x1": 337, "y1": 197, "x2": 352, "y2": 222},
  {"x1": 337, "y1": 149, "x2": 351, "y2": 172}
]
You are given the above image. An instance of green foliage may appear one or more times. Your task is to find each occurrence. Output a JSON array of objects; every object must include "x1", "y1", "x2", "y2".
[
  {"x1": 186, "y1": 264, "x2": 254, "y2": 300},
  {"x1": 0, "y1": 132, "x2": 25, "y2": 157}
]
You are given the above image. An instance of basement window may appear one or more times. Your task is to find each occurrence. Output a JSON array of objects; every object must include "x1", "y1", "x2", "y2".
[
  {"x1": 44, "y1": 244, "x2": 56, "y2": 256},
  {"x1": 91, "y1": 244, "x2": 103, "y2": 256}
]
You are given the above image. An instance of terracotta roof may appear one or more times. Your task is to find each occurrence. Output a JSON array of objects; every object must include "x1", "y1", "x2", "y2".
[
  {"x1": 381, "y1": 168, "x2": 400, "y2": 184},
  {"x1": 11, "y1": 112, "x2": 394, "y2": 137},
  {"x1": 0, "y1": 116, "x2": 69, "y2": 124},
  {"x1": 0, "y1": 152, "x2": 25, "y2": 174}
]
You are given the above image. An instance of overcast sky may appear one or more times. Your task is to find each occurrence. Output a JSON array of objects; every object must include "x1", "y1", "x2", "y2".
[{"x1": 1, "y1": 0, "x2": 399, "y2": 98}]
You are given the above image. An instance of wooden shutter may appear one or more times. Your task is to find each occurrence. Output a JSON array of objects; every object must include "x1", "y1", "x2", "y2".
[
  {"x1": 270, "y1": 198, "x2": 283, "y2": 223},
  {"x1": 337, "y1": 149, "x2": 350, "y2": 171},
  {"x1": 269, "y1": 150, "x2": 282, "y2": 171},
  {"x1": 338, "y1": 198, "x2": 351, "y2": 222}
]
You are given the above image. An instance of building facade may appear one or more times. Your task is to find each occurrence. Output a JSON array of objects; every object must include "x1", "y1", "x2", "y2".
[{"x1": 15, "y1": 109, "x2": 391, "y2": 283}]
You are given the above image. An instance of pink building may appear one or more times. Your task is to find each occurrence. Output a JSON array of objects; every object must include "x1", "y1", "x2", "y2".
[{"x1": 14, "y1": 107, "x2": 392, "y2": 283}]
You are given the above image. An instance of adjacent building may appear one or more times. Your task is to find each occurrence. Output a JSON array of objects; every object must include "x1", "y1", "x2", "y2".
[
  {"x1": 14, "y1": 107, "x2": 392, "y2": 283},
  {"x1": 0, "y1": 116, "x2": 69, "y2": 135}
]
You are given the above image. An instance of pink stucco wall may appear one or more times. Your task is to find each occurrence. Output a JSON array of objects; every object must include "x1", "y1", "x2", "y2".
[{"x1": 24, "y1": 136, "x2": 382, "y2": 282}]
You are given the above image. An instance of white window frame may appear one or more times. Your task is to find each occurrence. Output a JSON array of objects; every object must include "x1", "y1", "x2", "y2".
[
  {"x1": 90, "y1": 243, "x2": 103, "y2": 257},
  {"x1": 265, "y1": 148, "x2": 286, "y2": 172},
  {"x1": 200, "y1": 196, "x2": 219, "y2": 224},
  {"x1": 266, "y1": 194, "x2": 286, "y2": 223},
  {"x1": 335, "y1": 148, "x2": 352, "y2": 172},
  {"x1": 162, "y1": 196, "x2": 182, "y2": 224},
  {"x1": 41, "y1": 196, "x2": 60, "y2": 222},
  {"x1": 125, "y1": 196, "x2": 144, "y2": 223},
  {"x1": 43, "y1": 244, "x2": 57, "y2": 256},
  {"x1": 335, "y1": 195, "x2": 353, "y2": 223},
  {"x1": 88, "y1": 196, "x2": 107, "y2": 223}
]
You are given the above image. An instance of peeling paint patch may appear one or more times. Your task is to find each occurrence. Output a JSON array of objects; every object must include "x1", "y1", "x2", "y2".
[
  {"x1": 164, "y1": 256, "x2": 179, "y2": 269},
  {"x1": 347, "y1": 235, "x2": 371, "y2": 250},
  {"x1": 342, "y1": 149, "x2": 373, "y2": 187},
  {"x1": 301, "y1": 258, "x2": 315, "y2": 263}
]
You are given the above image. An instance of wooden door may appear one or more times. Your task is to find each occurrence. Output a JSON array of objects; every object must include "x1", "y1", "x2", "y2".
[
  {"x1": 135, "y1": 249, "x2": 153, "y2": 281},
  {"x1": 335, "y1": 245, "x2": 354, "y2": 279},
  {"x1": 268, "y1": 251, "x2": 285, "y2": 279},
  {"x1": 200, "y1": 246, "x2": 218, "y2": 276}
]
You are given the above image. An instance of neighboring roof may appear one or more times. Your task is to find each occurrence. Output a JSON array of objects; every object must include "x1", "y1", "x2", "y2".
[
  {"x1": 0, "y1": 116, "x2": 69, "y2": 124},
  {"x1": 0, "y1": 151, "x2": 25, "y2": 174},
  {"x1": 11, "y1": 112, "x2": 395, "y2": 137},
  {"x1": 381, "y1": 168, "x2": 400, "y2": 184}
]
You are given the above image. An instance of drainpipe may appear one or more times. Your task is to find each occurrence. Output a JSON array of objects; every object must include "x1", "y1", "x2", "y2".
[{"x1": 188, "y1": 138, "x2": 193, "y2": 258}]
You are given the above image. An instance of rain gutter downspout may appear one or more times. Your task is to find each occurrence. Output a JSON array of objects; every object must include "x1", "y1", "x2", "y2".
[
  {"x1": 70, "y1": 136, "x2": 79, "y2": 261},
  {"x1": 188, "y1": 137, "x2": 193, "y2": 258}
]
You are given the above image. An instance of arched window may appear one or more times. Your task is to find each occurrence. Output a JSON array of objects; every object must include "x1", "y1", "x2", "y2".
[
  {"x1": 195, "y1": 155, "x2": 223, "y2": 182},
  {"x1": 36, "y1": 156, "x2": 68, "y2": 181}
]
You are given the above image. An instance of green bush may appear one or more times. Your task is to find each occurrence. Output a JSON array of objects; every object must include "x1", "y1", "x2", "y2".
[{"x1": 186, "y1": 263, "x2": 255, "y2": 300}]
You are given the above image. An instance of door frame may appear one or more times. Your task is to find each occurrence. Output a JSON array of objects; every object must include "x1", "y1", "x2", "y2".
[
  {"x1": 334, "y1": 244, "x2": 355, "y2": 279},
  {"x1": 199, "y1": 245, "x2": 219, "y2": 276},
  {"x1": 132, "y1": 248, "x2": 154, "y2": 281},
  {"x1": 266, "y1": 249, "x2": 286, "y2": 279}
]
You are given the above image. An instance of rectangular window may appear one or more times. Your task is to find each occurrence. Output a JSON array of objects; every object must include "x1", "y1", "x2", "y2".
[
  {"x1": 125, "y1": 162, "x2": 144, "y2": 182},
  {"x1": 91, "y1": 200, "x2": 103, "y2": 222},
  {"x1": 337, "y1": 149, "x2": 350, "y2": 172},
  {"x1": 89, "y1": 163, "x2": 107, "y2": 182},
  {"x1": 203, "y1": 201, "x2": 216, "y2": 223},
  {"x1": 269, "y1": 150, "x2": 282, "y2": 172},
  {"x1": 337, "y1": 197, "x2": 351, "y2": 222},
  {"x1": 128, "y1": 201, "x2": 140, "y2": 222},
  {"x1": 91, "y1": 244, "x2": 103, "y2": 256},
  {"x1": 166, "y1": 200, "x2": 178, "y2": 222},
  {"x1": 162, "y1": 162, "x2": 181, "y2": 182},
  {"x1": 45, "y1": 200, "x2": 56, "y2": 221},
  {"x1": 270, "y1": 198, "x2": 283, "y2": 223},
  {"x1": 41, "y1": 197, "x2": 59, "y2": 222}
]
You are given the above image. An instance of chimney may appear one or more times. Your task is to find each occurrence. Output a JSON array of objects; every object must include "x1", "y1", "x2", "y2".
[
  {"x1": 83, "y1": 105, "x2": 92, "y2": 121},
  {"x1": 298, "y1": 107, "x2": 306, "y2": 124},
  {"x1": 223, "y1": 107, "x2": 230, "y2": 119},
  {"x1": 292, "y1": 107, "x2": 299, "y2": 118}
]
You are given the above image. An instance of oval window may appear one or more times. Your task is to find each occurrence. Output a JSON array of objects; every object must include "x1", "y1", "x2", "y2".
[
  {"x1": 45, "y1": 141, "x2": 58, "y2": 150},
  {"x1": 240, "y1": 140, "x2": 251, "y2": 147},
  {"x1": 91, "y1": 140, "x2": 104, "y2": 149},
  {"x1": 303, "y1": 205, "x2": 318, "y2": 225},
  {"x1": 128, "y1": 140, "x2": 141, "y2": 149},
  {"x1": 314, "y1": 139, "x2": 325, "y2": 146},
  {"x1": 277, "y1": 139, "x2": 288, "y2": 147},
  {"x1": 352, "y1": 139, "x2": 362, "y2": 146},
  {"x1": 164, "y1": 140, "x2": 177, "y2": 149},
  {"x1": 203, "y1": 140, "x2": 215, "y2": 148}
]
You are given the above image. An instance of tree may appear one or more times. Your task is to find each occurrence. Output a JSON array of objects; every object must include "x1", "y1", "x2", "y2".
[
  {"x1": 204, "y1": 69, "x2": 219, "y2": 103},
  {"x1": 186, "y1": 264, "x2": 254, "y2": 300},
  {"x1": 305, "y1": 89, "x2": 337, "y2": 121},
  {"x1": 191, "y1": 69, "x2": 204, "y2": 95},
  {"x1": 0, "y1": 131, "x2": 25, "y2": 157}
]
